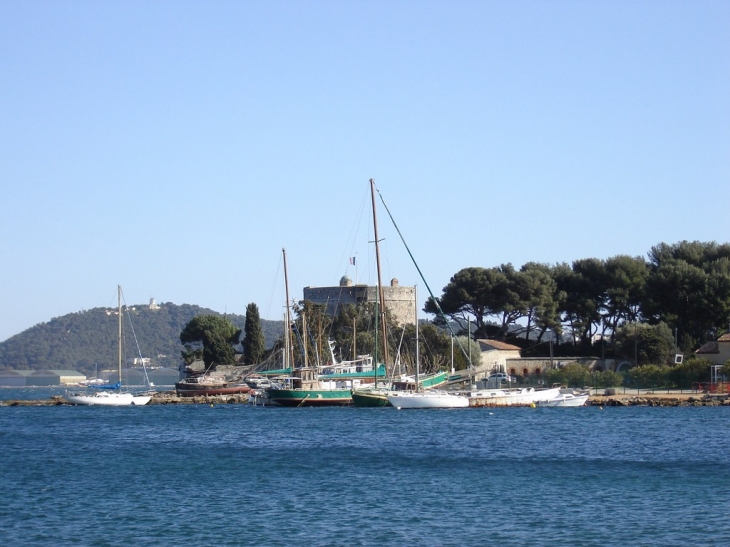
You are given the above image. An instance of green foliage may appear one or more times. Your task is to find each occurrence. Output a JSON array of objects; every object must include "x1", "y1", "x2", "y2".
[
  {"x1": 243, "y1": 303, "x2": 266, "y2": 366},
  {"x1": 592, "y1": 370, "x2": 624, "y2": 389},
  {"x1": 644, "y1": 241, "x2": 730, "y2": 345},
  {"x1": 426, "y1": 266, "x2": 514, "y2": 338},
  {"x1": 0, "y1": 302, "x2": 285, "y2": 375},
  {"x1": 544, "y1": 363, "x2": 592, "y2": 388},
  {"x1": 667, "y1": 357, "x2": 712, "y2": 388},
  {"x1": 519, "y1": 262, "x2": 561, "y2": 342},
  {"x1": 612, "y1": 322, "x2": 675, "y2": 366},
  {"x1": 427, "y1": 240, "x2": 730, "y2": 353},
  {"x1": 627, "y1": 364, "x2": 672, "y2": 390},
  {"x1": 180, "y1": 315, "x2": 240, "y2": 368}
]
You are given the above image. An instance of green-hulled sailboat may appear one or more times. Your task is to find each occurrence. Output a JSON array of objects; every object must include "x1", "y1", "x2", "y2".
[{"x1": 265, "y1": 248, "x2": 374, "y2": 407}]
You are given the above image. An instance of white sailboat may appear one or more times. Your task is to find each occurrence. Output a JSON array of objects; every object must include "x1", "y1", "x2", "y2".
[
  {"x1": 387, "y1": 285, "x2": 469, "y2": 409},
  {"x1": 64, "y1": 286, "x2": 152, "y2": 406},
  {"x1": 352, "y1": 179, "x2": 450, "y2": 407}
]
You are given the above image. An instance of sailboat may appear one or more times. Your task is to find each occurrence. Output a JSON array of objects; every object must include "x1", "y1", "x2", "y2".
[
  {"x1": 265, "y1": 249, "x2": 355, "y2": 407},
  {"x1": 64, "y1": 286, "x2": 152, "y2": 406},
  {"x1": 351, "y1": 179, "x2": 449, "y2": 407},
  {"x1": 386, "y1": 285, "x2": 469, "y2": 409}
]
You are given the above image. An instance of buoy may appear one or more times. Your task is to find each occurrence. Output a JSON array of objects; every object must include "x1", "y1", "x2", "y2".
[{"x1": 529, "y1": 403, "x2": 536, "y2": 408}]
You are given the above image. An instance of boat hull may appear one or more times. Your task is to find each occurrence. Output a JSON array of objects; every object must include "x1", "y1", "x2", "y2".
[
  {"x1": 351, "y1": 389, "x2": 391, "y2": 407},
  {"x1": 175, "y1": 384, "x2": 251, "y2": 397},
  {"x1": 469, "y1": 387, "x2": 561, "y2": 407},
  {"x1": 387, "y1": 391, "x2": 469, "y2": 409},
  {"x1": 538, "y1": 393, "x2": 589, "y2": 407},
  {"x1": 63, "y1": 392, "x2": 151, "y2": 406},
  {"x1": 266, "y1": 388, "x2": 352, "y2": 407}
]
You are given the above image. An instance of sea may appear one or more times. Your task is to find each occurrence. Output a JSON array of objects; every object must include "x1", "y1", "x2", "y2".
[{"x1": 1, "y1": 388, "x2": 729, "y2": 547}]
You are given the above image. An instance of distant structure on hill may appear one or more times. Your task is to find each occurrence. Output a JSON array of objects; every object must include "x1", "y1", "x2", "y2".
[{"x1": 303, "y1": 275, "x2": 416, "y2": 326}]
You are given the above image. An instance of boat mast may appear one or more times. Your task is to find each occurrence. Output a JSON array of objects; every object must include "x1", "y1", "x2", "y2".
[
  {"x1": 415, "y1": 284, "x2": 420, "y2": 390},
  {"x1": 282, "y1": 248, "x2": 293, "y2": 371},
  {"x1": 118, "y1": 285, "x2": 122, "y2": 389},
  {"x1": 370, "y1": 178, "x2": 390, "y2": 371}
]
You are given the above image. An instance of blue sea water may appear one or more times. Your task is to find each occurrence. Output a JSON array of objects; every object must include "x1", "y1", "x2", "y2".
[{"x1": 1, "y1": 403, "x2": 729, "y2": 547}]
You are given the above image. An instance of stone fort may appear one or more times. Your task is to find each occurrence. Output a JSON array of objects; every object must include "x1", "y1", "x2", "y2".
[{"x1": 303, "y1": 275, "x2": 416, "y2": 326}]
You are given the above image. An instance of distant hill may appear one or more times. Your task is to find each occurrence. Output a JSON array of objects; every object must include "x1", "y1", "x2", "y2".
[{"x1": 0, "y1": 302, "x2": 283, "y2": 375}]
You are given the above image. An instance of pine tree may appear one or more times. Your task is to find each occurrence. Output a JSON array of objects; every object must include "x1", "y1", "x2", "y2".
[{"x1": 243, "y1": 303, "x2": 266, "y2": 365}]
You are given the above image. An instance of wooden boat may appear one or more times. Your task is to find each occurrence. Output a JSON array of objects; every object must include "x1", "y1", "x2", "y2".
[
  {"x1": 264, "y1": 249, "x2": 354, "y2": 407},
  {"x1": 467, "y1": 386, "x2": 561, "y2": 407},
  {"x1": 174, "y1": 375, "x2": 251, "y2": 397}
]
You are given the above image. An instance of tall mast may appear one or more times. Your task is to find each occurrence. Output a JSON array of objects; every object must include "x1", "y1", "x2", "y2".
[
  {"x1": 370, "y1": 178, "x2": 390, "y2": 369},
  {"x1": 282, "y1": 248, "x2": 293, "y2": 370},
  {"x1": 118, "y1": 285, "x2": 122, "y2": 388},
  {"x1": 415, "y1": 284, "x2": 420, "y2": 390}
]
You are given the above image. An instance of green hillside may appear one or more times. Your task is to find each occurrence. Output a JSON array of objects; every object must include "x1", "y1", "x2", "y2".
[{"x1": 0, "y1": 302, "x2": 283, "y2": 375}]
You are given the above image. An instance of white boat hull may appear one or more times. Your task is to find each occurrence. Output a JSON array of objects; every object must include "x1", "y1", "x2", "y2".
[
  {"x1": 387, "y1": 391, "x2": 469, "y2": 409},
  {"x1": 468, "y1": 387, "x2": 561, "y2": 407},
  {"x1": 64, "y1": 391, "x2": 151, "y2": 406},
  {"x1": 538, "y1": 393, "x2": 589, "y2": 407}
]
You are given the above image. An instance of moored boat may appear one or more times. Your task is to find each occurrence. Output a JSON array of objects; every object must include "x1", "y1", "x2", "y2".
[
  {"x1": 174, "y1": 375, "x2": 251, "y2": 397},
  {"x1": 265, "y1": 384, "x2": 353, "y2": 407},
  {"x1": 351, "y1": 386, "x2": 391, "y2": 407},
  {"x1": 387, "y1": 390, "x2": 469, "y2": 409},
  {"x1": 263, "y1": 249, "x2": 358, "y2": 407},
  {"x1": 64, "y1": 390, "x2": 152, "y2": 406},
  {"x1": 538, "y1": 391, "x2": 589, "y2": 407},
  {"x1": 64, "y1": 286, "x2": 152, "y2": 407},
  {"x1": 467, "y1": 386, "x2": 561, "y2": 407}
]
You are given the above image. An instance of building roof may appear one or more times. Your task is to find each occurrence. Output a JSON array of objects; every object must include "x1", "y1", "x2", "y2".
[
  {"x1": 0, "y1": 370, "x2": 34, "y2": 377},
  {"x1": 696, "y1": 342, "x2": 718, "y2": 354},
  {"x1": 477, "y1": 339, "x2": 522, "y2": 351},
  {"x1": 697, "y1": 333, "x2": 730, "y2": 354},
  {"x1": 27, "y1": 369, "x2": 85, "y2": 376}
]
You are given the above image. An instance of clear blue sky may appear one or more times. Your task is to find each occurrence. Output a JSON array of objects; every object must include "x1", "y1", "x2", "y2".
[{"x1": 1, "y1": 1, "x2": 728, "y2": 342}]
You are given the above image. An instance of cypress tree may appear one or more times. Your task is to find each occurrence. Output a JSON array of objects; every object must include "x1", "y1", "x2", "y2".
[{"x1": 243, "y1": 303, "x2": 266, "y2": 365}]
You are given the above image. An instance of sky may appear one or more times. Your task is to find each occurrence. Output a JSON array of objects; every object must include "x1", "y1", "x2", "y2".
[{"x1": 1, "y1": 1, "x2": 728, "y2": 342}]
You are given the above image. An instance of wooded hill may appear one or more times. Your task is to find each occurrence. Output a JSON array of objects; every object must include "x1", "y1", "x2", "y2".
[{"x1": 0, "y1": 303, "x2": 283, "y2": 375}]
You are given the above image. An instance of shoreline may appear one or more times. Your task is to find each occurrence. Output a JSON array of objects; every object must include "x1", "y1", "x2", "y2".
[{"x1": 2, "y1": 389, "x2": 730, "y2": 407}]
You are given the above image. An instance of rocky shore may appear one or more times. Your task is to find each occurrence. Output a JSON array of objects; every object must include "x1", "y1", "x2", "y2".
[
  {"x1": 588, "y1": 391, "x2": 730, "y2": 407},
  {"x1": 0, "y1": 390, "x2": 253, "y2": 407},
  {"x1": 3, "y1": 390, "x2": 729, "y2": 407}
]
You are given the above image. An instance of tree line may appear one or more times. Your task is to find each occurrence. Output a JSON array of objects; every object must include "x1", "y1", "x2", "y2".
[{"x1": 426, "y1": 240, "x2": 730, "y2": 361}]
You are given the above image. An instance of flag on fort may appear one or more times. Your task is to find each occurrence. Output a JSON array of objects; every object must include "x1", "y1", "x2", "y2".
[{"x1": 349, "y1": 257, "x2": 356, "y2": 265}]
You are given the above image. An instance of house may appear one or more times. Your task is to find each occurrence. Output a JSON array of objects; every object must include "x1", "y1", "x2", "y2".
[
  {"x1": 695, "y1": 333, "x2": 730, "y2": 365},
  {"x1": 475, "y1": 339, "x2": 522, "y2": 379}
]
